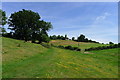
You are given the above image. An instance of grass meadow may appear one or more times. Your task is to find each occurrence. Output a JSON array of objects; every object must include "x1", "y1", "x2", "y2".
[{"x1": 2, "y1": 37, "x2": 118, "y2": 78}]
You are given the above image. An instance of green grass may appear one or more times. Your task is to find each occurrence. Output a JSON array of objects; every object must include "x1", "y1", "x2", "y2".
[
  {"x1": 2, "y1": 37, "x2": 118, "y2": 78},
  {"x1": 50, "y1": 40, "x2": 109, "y2": 50}
]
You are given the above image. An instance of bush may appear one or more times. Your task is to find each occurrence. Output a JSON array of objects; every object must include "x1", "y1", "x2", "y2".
[
  {"x1": 118, "y1": 43, "x2": 120, "y2": 47},
  {"x1": 58, "y1": 45, "x2": 65, "y2": 49},
  {"x1": 76, "y1": 48, "x2": 81, "y2": 51},
  {"x1": 50, "y1": 43, "x2": 54, "y2": 46},
  {"x1": 85, "y1": 44, "x2": 119, "y2": 51},
  {"x1": 52, "y1": 45, "x2": 81, "y2": 52},
  {"x1": 64, "y1": 46, "x2": 81, "y2": 51},
  {"x1": 73, "y1": 47, "x2": 79, "y2": 50},
  {"x1": 85, "y1": 49, "x2": 88, "y2": 51},
  {"x1": 113, "y1": 44, "x2": 118, "y2": 48},
  {"x1": 73, "y1": 47, "x2": 81, "y2": 51},
  {"x1": 65, "y1": 45, "x2": 74, "y2": 50}
]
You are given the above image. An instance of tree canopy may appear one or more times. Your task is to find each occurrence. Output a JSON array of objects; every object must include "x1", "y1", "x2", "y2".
[
  {"x1": 76, "y1": 34, "x2": 99, "y2": 43},
  {"x1": 0, "y1": 27, "x2": 6, "y2": 35},
  {"x1": 50, "y1": 35, "x2": 69, "y2": 40},
  {"x1": 77, "y1": 34, "x2": 85, "y2": 42},
  {"x1": 0, "y1": 9, "x2": 7, "y2": 26},
  {"x1": 8, "y1": 9, "x2": 52, "y2": 43}
]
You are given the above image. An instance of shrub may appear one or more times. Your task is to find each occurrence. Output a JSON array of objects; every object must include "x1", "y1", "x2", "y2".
[
  {"x1": 72, "y1": 47, "x2": 81, "y2": 51},
  {"x1": 64, "y1": 46, "x2": 81, "y2": 51},
  {"x1": 73, "y1": 47, "x2": 79, "y2": 50},
  {"x1": 50, "y1": 43, "x2": 54, "y2": 46},
  {"x1": 65, "y1": 45, "x2": 71, "y2": 49},
  {"x1": 113, "y1": 44, "x2": 118, "y2": 48},
  {"x1": 118, "y1": 43, "x2": 120, "y2": 47},
  {"x1": 54, "y1": 45, "x2": 81, "y2": 51},
  {"x1": 85, "y1": 49, "x2": 88, "y2": 51},
  {"x1": 58, "y1": 45, "x2": 65, "y2": 49},
  {"x1": 76, "y1": 48, "x2": 81, "y2": 51},
  {"x1": 85, "y1": 44, "x2": 119, "y2": 51}
]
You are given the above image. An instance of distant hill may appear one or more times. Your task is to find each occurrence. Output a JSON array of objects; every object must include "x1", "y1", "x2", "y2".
[{"x1": 2, "y1": 37, "x2": 118, "y2": 78}]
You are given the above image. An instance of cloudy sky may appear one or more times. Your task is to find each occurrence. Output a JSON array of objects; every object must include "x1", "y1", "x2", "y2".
[{"x1": 2, "y1": 2, "x2": 118, "y2": 43}]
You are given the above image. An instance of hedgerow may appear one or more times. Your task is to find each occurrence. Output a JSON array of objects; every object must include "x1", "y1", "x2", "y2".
[
  {"x1": 52, "y1": 45, "x2": 81, "y2": 51},
  {"x1": 85, "y1": 44, "x2": 119, "y2": 51}
]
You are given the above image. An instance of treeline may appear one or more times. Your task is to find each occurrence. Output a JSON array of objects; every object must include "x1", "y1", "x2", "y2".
[
  {"x1": 85, "y1": 44, "x2": 120, "y2": 51},
  {"x1": 50, "y1": 35, "x2": 69, "y2": 40},
  {"x1": 72, "y1": 34, "x2": 99, "y2": 43},
  {"x1": 1, "y1": 9, "x2": 52, "y2": 43},
  {"x1": 50, "y1": 34, "x2": 100, "y2": 43}
]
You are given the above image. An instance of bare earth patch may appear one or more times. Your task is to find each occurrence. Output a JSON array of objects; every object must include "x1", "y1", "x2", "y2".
[{"x1": 84, "y1": 52, "x2": 94, "y2": 54}]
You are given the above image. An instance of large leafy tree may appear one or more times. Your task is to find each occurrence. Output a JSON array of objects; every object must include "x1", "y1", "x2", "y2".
[
  {"x1": 8, "y1": 9, "x2": 41, "y2": 41},
  {"x1": 8, "y1": 9, "x2": 40, "y2": 41},
  {"x1": 8, "y1": 9, "x2": 52, "y2": 42}
]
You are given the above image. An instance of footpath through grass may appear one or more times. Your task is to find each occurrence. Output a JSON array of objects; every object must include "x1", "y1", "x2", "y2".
[{"x1": 2, "y1": 37, "x2": 118, "y2": 78}]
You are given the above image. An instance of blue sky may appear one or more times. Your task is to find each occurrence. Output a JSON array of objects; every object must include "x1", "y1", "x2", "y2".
[{"x1": 2, "y1": 2, "x2": 118, "y2": 43}]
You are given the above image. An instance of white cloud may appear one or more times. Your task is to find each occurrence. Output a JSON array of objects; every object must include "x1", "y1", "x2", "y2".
[
  {"x1": 104, "y1": 12, "x2": 111, "y2": 16},
  {"x1": 95, "y1": 12, "x2": 111, "y2": 21},
  {"x1": 96, "y1": 16, "x2": 106, "y2": 21}
]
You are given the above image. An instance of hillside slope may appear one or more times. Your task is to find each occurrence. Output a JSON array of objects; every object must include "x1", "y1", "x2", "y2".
[
  {"x1": 50, "y1": 40, "x2": 109, "y2": 50},
  {"x1": 2, "y1": 37, "x2": 118, "y2": 78}
]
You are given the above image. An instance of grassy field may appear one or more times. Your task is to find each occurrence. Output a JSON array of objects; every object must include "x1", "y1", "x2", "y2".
[
  {"x1": 2, "y1": 37, "x2": 118, "y2": 78},
  {"x1": 50, "y1": 40, "x2": 109, "y2": 50}
]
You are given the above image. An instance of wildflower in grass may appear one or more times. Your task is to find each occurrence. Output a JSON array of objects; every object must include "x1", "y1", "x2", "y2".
[
  {"x1": 36, "y1": 77, "x2": 39, "y2": 78},
  {"x1": 63, "y1": 65, "x2": 69, "y2": 68},
  {"x1": 56, "y1": 63, "x2": 69, "y2": 68},
  {"x1": 68, "y1": 62, "x2": 74, "y2": 64},
  {"x1": 75, "y1": 67, "x2": 78, "y2": 70}
]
